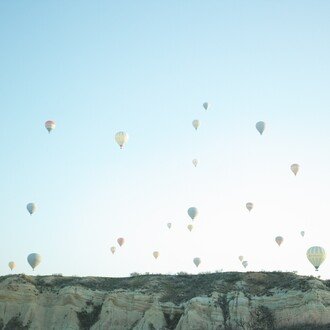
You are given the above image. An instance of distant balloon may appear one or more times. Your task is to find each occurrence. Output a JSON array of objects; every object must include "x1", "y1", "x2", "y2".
[
  {"x1": 246, "y1": 202, "x2": 253, "y2": 212},
  {"x1": 193, "y1": 257, "x2": 201, "y2": 268},
  {"x1": 27, "y1": 253, "x2": 41, "y2": 270},
  {"x1": 153, "y1": 251, "x2": 159, "y2": 259},
  {"x1": 275, "y1": 236, "x2": 284, "y2": 246},
  {"x1": 238, "y1": 256, "x2": 244, "y2": 262},
  {"x1": 192, "y1": 159, "x2": 198, "y2": 167},
  {"x1": 117, "y1": 237, "x2": 125, "y2": 247},
  {"x1": 167, "y1": 223, "x2": 172, "y2": 229},
  {"x1": 187, "y1": 224, "x2": 193, "y2": 232},
  {"x1": 26, "y1": 203, "x2": 36, "y2": 215},
  {"x1": 300, "y1": 231, "x2": 305, "y2": 237},
  {"x1": 187, "y1": 207, "x2": 198, "y2": 220},
  {"x1": 45, "y1": 120, "x2": 56, "y2": 133},
  {"x1": 8, "y1": 261, "x2": 16, "y2": 271},
  {"x1": 115, "y1": 131, "x2": 129, "y2": 149},
  {"x1": 256, "y1": 121, "x2": 266, "y2": 135},
  {"x1": 290, "y1": 164, "x2": 300, "y2": 176},
  {"x1": 192, "y1": 120, "x2": 200, "y2": 130},
  {"x1": 242, "y1": 260, "x2": 248, "y2": 268},
  {"x1": 306, "y1": 246, "x2": 326, "y2": 271},
  {"x1": 110, "y1": 246, "x2": 116, "y2": 254},
  {"x1": 203, "y1": 102, "x2": 209, "y2": 110}
]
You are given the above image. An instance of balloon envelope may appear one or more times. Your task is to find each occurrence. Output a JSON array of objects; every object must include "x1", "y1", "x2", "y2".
[
  {"x1": 8, "y1": 261, "x2": 16, "y2": 271},
  {"x1": 238, "y1": 256, "x2": 244, "y2": 262},
  {"x1": 153, "y1": 251, "x2": 159, "y2": 259},
  {"x1": 255, "y1": 121, "x2": 265, "y2": 135},
  {"x1": 117, "y1": 237, "x2": 125, "y2": 247},
  {"x1": 187, "y1": 207, "x2": 198, "y2": 220},
  {"x1": 192, "y1": 159, "x2": 198, "y2": 167},
  {"x1": 187, "y1": 224, "x2": 193, "y2": 232},
  {"x1": 110, "y1": 246, "x2": 116, "y2": 254},
  {"x1": 203, "y1": 102, "x2": 209, "y2": 110},
  {"x1": 115, "y1": 131, "x2": 129, "y2": 149},
  {"x1": 300, "y1": 231, "x2": 305, "y2": 237},
  {"x1": 307, "y1": 246, "x2": 326, "y2": 271},
  {"x1": 27, "y1": 253, "x2": 41, "y2": 270},
  {"x1": 26, "y1": 203, "x2": 36, "y2": 215},
  {"x1": 242, "y1": 261, "x2": 248, "y2": 268},
  {"x1": 167, "y1": 223, "x2": 172, "y2": 229},
  {"x1": 192, "y1": 120, "x2": 200, "y2": 130},
  {"x1": 275, "y1": 236, "x2": 283, "y2": 246},
  {"x1": 193, "y1": 257, "x2": 201, "y2": 268},
  {"x1": 291, "y1": 164, "x2": 300, "y2": 176},
  {"x1": 45, "y1": 120, "x2": 56, "y2": 133},
  {"x1": 246, "y1": 202, "x2": 253, "y2": 212}
]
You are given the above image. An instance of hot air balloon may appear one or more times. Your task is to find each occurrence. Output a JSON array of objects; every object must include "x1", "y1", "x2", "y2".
[
  {"x1": 110, "y1": 246, "x2": 116, "y2": 254},
  {"x1": 117, "y1": 237, "x2": 125, "y2": 247},
  {"x1": 300, "y1": 231, "x2": 305, "y2": 237},
  {"x1": 27, "y1": 253, "x2": 41, "y2": 270},
  {"x1": 242, "y1": 261, "x2": 248, "y2": 268},
  {"x1": 193, "y1": 257, "x2": 201, "y2": 268},
  {"x1": 246, "y1": 202, "x2": 253, "y2": 212},
  {"x1": 255, "y1": 121, "x2": 265, "y2": 135},
  {"x1": 115, "y1": 131, "x2": 129, "y2": 149},
  {"x1": 203, "y1": 102, "x2": 209, "y2": 110},
  {"x1": 192, "y1": 120, "x2": 200, "y2": 130},
  {"x1": 8, "y1": 261, "x2": 16, "y2": 271},
  {"x1": 45, "y1": 120, "x2": 56, "y2": 133},
  {"x1": 153, "y1": 251, "x2": 159, "y2": 259},
  {"x1": 26, "y1": 203, "x2": 36, "y2": 215},
  {"x1": 306, "y1": 246, "x2": 326, "y2": 271},
  {"x1": 187, "y1": 224, "x2": 193, "y2": 232},
  {"x1": 187, "y1": 207, "x2": 198, "y2": 220},
  {"x1": 192, "y1": 159, "x2": 198, "y2": 167},
  {"x1": 290, "y1": 164, "x2": 300, "y2": 176},
  {"x1": 275, "y1": 236, "x2": 283, "y2": 246},
  {"x1": 238, "y1": 256, "x2": 244, "y2": 262},
  {"x1": 167, "y1": 223, "x2": 172, "y2": 229}
]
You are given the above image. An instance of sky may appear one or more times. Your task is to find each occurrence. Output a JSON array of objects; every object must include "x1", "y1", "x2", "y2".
[{"x1": 0, "y1": 1, "x2": 330, "y2": 278}]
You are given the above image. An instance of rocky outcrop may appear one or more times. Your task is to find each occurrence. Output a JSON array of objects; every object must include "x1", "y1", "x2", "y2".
[{"x1": 0, "y1": 272, "x2": 329, "y2": 329}]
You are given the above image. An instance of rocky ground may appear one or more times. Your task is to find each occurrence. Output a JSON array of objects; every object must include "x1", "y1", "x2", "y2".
[{"x1": 0, "y1": 271, "x2": 329, "y2": 329}]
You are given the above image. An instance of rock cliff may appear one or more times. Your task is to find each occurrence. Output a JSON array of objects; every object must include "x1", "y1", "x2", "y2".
[{"x1": 0, "y1": 272, "x2": 329, "y2": 329}]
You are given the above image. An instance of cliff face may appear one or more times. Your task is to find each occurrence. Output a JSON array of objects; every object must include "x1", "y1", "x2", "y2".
[{"x1": 0, "y1": 272, "x2": 329, "y2": 330}]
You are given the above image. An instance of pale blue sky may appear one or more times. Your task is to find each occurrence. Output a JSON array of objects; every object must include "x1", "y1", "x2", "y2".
[{"x1": 1, "y1": 1, "x2": 330, "y2": 277}]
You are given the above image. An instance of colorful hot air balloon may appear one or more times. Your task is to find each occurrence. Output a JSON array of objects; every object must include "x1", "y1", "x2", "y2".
[
  {"x1": 187, "y1": 224, "x2": 193, "y2": 232},
  {"x1": 192, "y1": 120, "x2": 200, "y2": 130},
  {"x1": 192, "y1": 159, "x2": 198, "y2": 167},
  {"x1": 45, "y1": 120, "x2": 56, "y2": 133},
  {"x1": 117, "y1": 237, "x2": 125, "y2": 247},
  {"x1": 238, "y1": 256, "x2": 244, "y2": 262},
  {"x1": 306, "y1": 246, "x2": 326, "y2": 271},
  {"x1": 26, "y1": 203, "x2": 36, "y2": 215},
  {"x1": 203, "y1": 102, "x2": 209, "y2": 110},
  {"x1": 8, "y1": 261, "x2": 16, "y2": 271},
  {"x1": 300, "y1": 231, "x2": 305, "y2": 237},
  {"x1": 153, "y1": 251, "x2": 159, "y2": 259},
  {"x1": 167, "y1": 223, "x2": 172, "y2": 229},
  {"x1": 246, "y1": 202, "x2": 253, "y2": 212},
  {"x1": 290, "y1": 164, "x2": 300, "y2": 176},
  {"x1": 242, "y1": 260, "x2": 248, "y2": 268},
  {"x1": 110, "y1": 246, "x2": 116, "y2": 254},
  {"x1": 27, "y1": 253, "x2": 41, "y2": 270},
  {"x1": 255, "y1": 121, "x2": 265, "y2": 135},
  {"x1": 115, "y1": 131, "x2": 129, "y2": 149},
  {"x1": 193, "y1": 257, "x2": 201, "y2": 268},
  {"x1": 187, "y1": 207, "x2": 198, "y2": 220},
  {"x1": 275, "y1": 236, "x2": 283, "y2": 246}
]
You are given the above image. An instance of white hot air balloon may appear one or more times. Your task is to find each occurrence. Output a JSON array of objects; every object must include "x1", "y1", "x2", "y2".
[
  {"x1": 192, "y1": 159, "x2": 198, "y2": 167},
  {"x1": 187, "y1": 207, "x2": 198, "y2": 220},
  {"x1": 290, "y1": 164, "x2": 300, "y2": 176},
  {"x1": 306, "y1": 246, "x2": 326, "y2": 271},
  {"x1": 187, "y1": 224, "x2": 193, "y2": 232},
  {"x1": 203, "y1": 102, "x2": 209, "y2": 110},
  {"x1": 26, "y1": 203, "x2": 37, "y2": 215},
  {"x1": 110, "y1": 246, "x2": 116, "y2": 254},
  {"x1": 8, "y1": 261, "x2": 16, "y2": 271},
  {"x1": 193, "y1": 257, "x2": 201, "y2": 268},
  {"x1": 255, "y1": 121, "x2": 266, "y2": 135},
  {"x1": 300, "y1": 231, "x2": 305, "y2": 238},
  {"x1": 115, "y1": 131, "x2": 129, "y2": 149},
  {"x1": 167, "y1": 223, "x2": 172, "y2": 229},
  {"x1": 246, "y1": 202, "x2": 253, "y2": 212},
  {"x1": 275, "y1": 236, "x2": 284, "y2": 246},
  {"x1": 153, "y1": 251, "x2": 159, "y2": 259},
  {"x1": 238, "y1": 256, "x2": 244, "y2": 262},
  {"x1": 192, "y1": 120, "x2": 200, "y2": 130},
  {"x1": 242, "y1": 260, "x2": 248, "y2": 268},
  {"x1": 45, "y1": 120, "x2": 56, "y2": 133},
  {"x1": 27, "y1": 253, "x2": 41, "y2": 270}
]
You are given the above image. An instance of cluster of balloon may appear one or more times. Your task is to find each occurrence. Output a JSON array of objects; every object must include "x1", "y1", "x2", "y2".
[
  {"x1": 8, "y1": 261, "x2": 16, "y2": 271},
  {"x1": 115, "y1": 131, "x2": 129, "y2": 149},
  {"x1": 153, "y1": 251, "x2": 160, "y2": 259},
  {"x1": 246, "y1": 202, "x2": 253, "y2": 212},
  {"x1": 275, "y1": 236, "x2": 284, "y2": 247},
  {"x1": 193, "y1": 257, "x2": 201, "y2": 268},
  {"x1": 27, "y1": 253, "x2": 42, "y2": 271},
  {"x1": 26, "y1": 202, "x2": 37, "y2": 215},
  {"x1": 306, "y1": 246, "x2": 326, "y2": 271}
]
